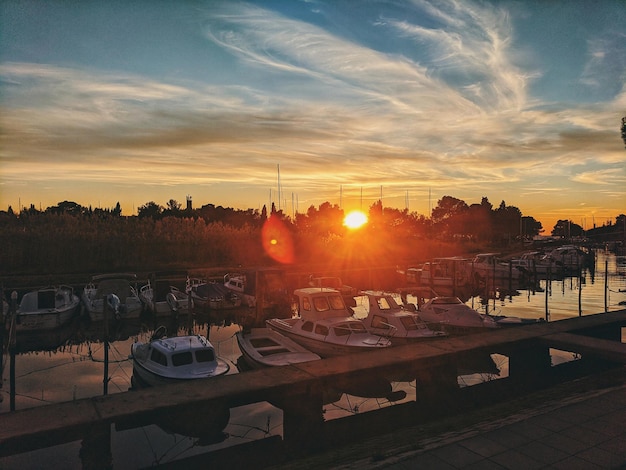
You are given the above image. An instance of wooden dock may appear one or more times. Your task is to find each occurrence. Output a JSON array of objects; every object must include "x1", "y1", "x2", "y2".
[{"x1": 1, "y1": 309, "x2": 625, "y2": 468}]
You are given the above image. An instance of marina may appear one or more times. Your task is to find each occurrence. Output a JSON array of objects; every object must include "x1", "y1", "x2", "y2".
[{"x1": 0, "y1": 248, "x2": 625, "y2": 468}]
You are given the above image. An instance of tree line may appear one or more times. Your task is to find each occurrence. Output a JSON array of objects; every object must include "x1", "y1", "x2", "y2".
[{"x1": 1, "y1": 196, "x2": 623, "y2": 276}]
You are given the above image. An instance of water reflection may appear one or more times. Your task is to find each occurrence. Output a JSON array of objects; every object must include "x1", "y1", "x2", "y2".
[{"x1": 1, "y1": 250, "x2": 624, "y2": 468}]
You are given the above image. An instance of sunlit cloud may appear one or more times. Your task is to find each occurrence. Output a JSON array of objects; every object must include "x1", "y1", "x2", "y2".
[{"x1": 0, "y1": 0, "x2": 624, "y2": 229}]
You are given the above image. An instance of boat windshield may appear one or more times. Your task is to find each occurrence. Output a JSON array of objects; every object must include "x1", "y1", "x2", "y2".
[
  {"x1": 375, "y1": 296, "x2": 399, "y2": 311},
  {"x1": 172, "y1": 352, "x2": 193, "y2": 367},
  {"x1": 334, "y1": 322, "x2": 367, "y2": 336},
  {"x1": 313, "y1": 294, "x2": 345, "y2": 312},
  {"x1": 195, "y1": 349, "x2": 216, "y2": 363},
  {"x1": 399, "y1": 315, "x2": 425, "y2": 330}
]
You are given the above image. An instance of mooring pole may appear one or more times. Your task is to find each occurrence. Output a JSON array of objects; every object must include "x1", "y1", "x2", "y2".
[
  {"x1": 578, "y1": 269, "x2": 583, "y2": 316},
  {"x1": 604, "y1": 259, "x2": 608, "y2": 313},
  {"x1": 9, "y1": 291, "x2": 17, "y2": 411},
  {"x1": 187, "y1": 280, "x2": 193, "y2": 335},
  {"x1": 545, "y1": 266, "x2": 550, "y2": 322},
  {"x1": 0, "y1": 284, "x2": 4, "y2": 396},
  {"x1": 103, "y1": 296, "x2": 109, "y2": 396}
]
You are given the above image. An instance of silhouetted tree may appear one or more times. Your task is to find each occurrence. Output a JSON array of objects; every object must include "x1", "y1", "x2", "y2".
[
  {"x1": 138, "y1": 201, "x2": 163, "y2": 219},
  {"x1": 521, "y1": 216, "x2": 543, "y2": 237},
  {"x1": 552, "y1": 219, "x2": 584, "y2": 238},
  {"x1": 432, "y1": 196, "x2": 468, "y2": 236},
  {"x1": 112, "y1": 202, "x2": 122, "y2": 217}
]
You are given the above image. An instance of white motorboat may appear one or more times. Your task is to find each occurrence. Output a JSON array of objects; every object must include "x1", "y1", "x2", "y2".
[
  {"x1": 139, "y1": 280, "x2": 192, "y2": 316},
  {"x1": 547, "y1": 245, "x2": 587, "y2": 271},
  {"x1": 236, "y1": 327, "x2": 321, "y2": 368},
  {"x1": 130, "y1": 326, "x2": 230, "y2": 386},
  {"x1": 417, "y1": 296, "x2": 499, "y2": 335},
  {"x1": 13, "y1": 286, "x2": 80, "y2": 331},
  {"x1": 224, "y1": 273, "x2": 256, "y2": 307},
  {"x1": 266, "y1": 287, "x2": 391, "y2": 358},
  {"x1": 418, "y1": 257, "x2": 473, "y2": 288},
  {"x1": 82, "y1": 273, "x2": 143, "y2": 321},
  {"x1": 471, "y1": 253, "x2": 522, "y2": 282},
  {"x1": 308, "y1": 275, "x2": 357, "y2": 304},
  {"x1": 511, "y1": 251, "x2": 563, "y2": 275},
  {"x1": 190, "y1": 279, "x2": 242, "y2": 311},
  {"x1": 360, "y1": 290, "x2": 446, "y2": 344}
]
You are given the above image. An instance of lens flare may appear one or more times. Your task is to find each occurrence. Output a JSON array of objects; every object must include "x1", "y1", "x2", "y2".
[{"x1": 262, "y1": 216, "x2": 294, "y2": 264}]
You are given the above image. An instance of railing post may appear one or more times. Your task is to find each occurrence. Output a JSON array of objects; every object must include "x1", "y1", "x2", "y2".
[
  {"x1": 414, "y1": 356, "x2": 459, "y2": 418},
  {"x1": 280, "y1": 385, "x2": 325, "y2": 455},
  {"x1": 508, "y1": 345, "x2": 551, "y2": 389},
  {"x1": 80, "y1": 423, "x2": 112, "y2": 470}
]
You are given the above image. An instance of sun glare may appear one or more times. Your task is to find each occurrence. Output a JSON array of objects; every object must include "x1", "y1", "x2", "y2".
[{"x1": 344, "y1": 210, "x2": 368, "y2": 230}]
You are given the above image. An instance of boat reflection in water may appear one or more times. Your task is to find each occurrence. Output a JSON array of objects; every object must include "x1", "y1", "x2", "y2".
[
  {"x1": 0, "y1": 249, "x2": 621, "y2": 467},
  {"x1": 129, "y1": 372, "x2": 231, "y2": 446}
]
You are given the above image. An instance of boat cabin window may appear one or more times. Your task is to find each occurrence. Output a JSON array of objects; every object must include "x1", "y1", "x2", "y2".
[
  {"x1": 335, "y1": 322, "x2": 367, "y2": 336},
  {"x1": 400, "y1": 315, "x2": 422, "y2": 330},
  {"x1": 171, "y1": 351, "x2": 193, "y2": 367},
  {"x1": 302, "y1": 297, "x2": 311, "y2": 311},
  {"x1": 334, "y1": 323, "x2": 351, "y2": 336},
  {"x1": 328, "y1": 295, "x2": 345, "y2": 310},
  {"x1": 301, "y1": 321, "x2": 314, "y2": 332},
  {"x1": 371, "y1": 315, "x2": 391, "y2": 329},
  {"x1": 314, "y1": 324, "x2": 329, "y2": 336},
  {"x1": 195, "y1": 349, "x2": 216, "y2": 363},
  {"x1": 375, "y1": 297, "x2": 391, "y2": 311},
  {"x1": 349, "y1": 322, "x2": 367, "y2": 333},
  {"x1": 313, "y1": 296, "x2": 330, "y2": 312},
  {"x1": 150, "y1": 348, "x2": 168, "y2": 367}
]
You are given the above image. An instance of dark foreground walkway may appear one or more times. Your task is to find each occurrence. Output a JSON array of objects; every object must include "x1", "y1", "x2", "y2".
[{"x1": 271, "y1": 367, "x2": 626, "y2": 470}]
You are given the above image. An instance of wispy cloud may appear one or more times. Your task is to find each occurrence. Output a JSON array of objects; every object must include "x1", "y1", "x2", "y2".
[{"x1": 0, "y1": 0, "x2": 624, "y2": 226}]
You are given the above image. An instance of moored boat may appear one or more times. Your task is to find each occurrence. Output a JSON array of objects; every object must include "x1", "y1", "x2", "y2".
[
  {"x1": 130, "y1": 326, "x2": 230, "y2": 386},
  {"x1": 418, "y1": 257, "x2": 473, "y2": 288},
  {"x1": 266, "y1": 287, "x2": 391, "y2": 358},
  {"x1": 139, "y1": 282, "x2": 192, "y2": 315},
  {"x1": 308, "y1": 275, "x2": 357, "y2": 305},
  {"x1": 82, "y1": 273, "x2": 143, "y2": 321},
  {"x1": 360, "y1": 290, "x2": 447, "y2": 344},
  {"x1": 236, "y1": 327, "x2": 321, "y2": 368},
  {"x1": 13, "y1": 285, "x2": 80, "y2": 331},
  {"x1": 190, "y1": 280, "x2": 242, "y2": 311},
  {"x1": 547, "y1": 245, "x2": 588, "y2": 271},
  {"x1": 471, "y1": 253, "x2": 523, "y2": 282},
  {"x1": 417, "y1": 296, "x2": 499, "y2": 335},
  {"x1": 223, "y1": 273, "x2": 256, "y2": 307}
]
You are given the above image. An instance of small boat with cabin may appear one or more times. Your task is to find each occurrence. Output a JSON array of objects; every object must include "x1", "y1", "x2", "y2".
[
  {"x1": 266, "y1": 287, "x2": 391, "y2": 357},
  {"x1": 130, "y1": 326, "x2": 230, "y2": 386},
  {"x1": 189, "y1": 279, "x2": 242, "y2": 311},
  {"x1": 308, "y1": 275, "x2": 357, "y2": 305},
  {"x1": 236, "y1": 327, "x2": 321, "y2": 368},
  {"x1": 471, "y1": 253, "x2": 523, "y2": 283},
  {"x1": 139, "y1": 283, "x2": 192, "y2": 316},
  {"x1": 360, "y1": 290, "x2": 447, "y2": 344},
  {"x1": 13, "y1": 285, "x2": 80, "y2": 331},
  {"x1": 417, "y1": 257, "x2": 473, "y2": 288},
  {"x1": 82, "y1": 273, "x2": 143, "y2": 321},
  {"x1": 224, "y1": 273, "x2": 256, "y2": 307},
  {"x1": 417, "y1": 296, "x2": 499, "y2": 335}
]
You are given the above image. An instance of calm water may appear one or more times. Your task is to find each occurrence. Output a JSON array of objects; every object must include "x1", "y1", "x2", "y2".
[{"x1": 1, "y1": 250, "x2": 624, "y2": 468}]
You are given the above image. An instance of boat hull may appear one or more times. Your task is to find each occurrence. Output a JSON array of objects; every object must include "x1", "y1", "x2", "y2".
[
  {"x1": 15, "y1": 286, "x2": 80, "y2": 332},
  {"x1": 266, "y1": 319, "x2": 388, "y2": 358},
  {"x1": 236, "y1": 328, "x2": 320, "y2": 368}
]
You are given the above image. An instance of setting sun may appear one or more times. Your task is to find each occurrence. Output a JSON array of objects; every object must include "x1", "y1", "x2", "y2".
[{"x1": 343, "y1": 210, "x2": 368, "y2": 230}]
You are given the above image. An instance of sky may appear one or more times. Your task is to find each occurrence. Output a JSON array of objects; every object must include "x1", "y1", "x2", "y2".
[{"x1": 1, "y1": 0, "x2": 625, "y2": 232}]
